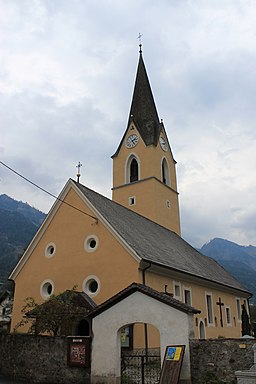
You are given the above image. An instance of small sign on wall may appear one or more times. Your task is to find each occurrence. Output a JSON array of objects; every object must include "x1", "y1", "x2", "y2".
[
  {"x1": 159, "y1": 345, "x2": 185, "y2": 384},
  {"x1": 67, "y1": 336, "x2": 91, "y2": 367}
]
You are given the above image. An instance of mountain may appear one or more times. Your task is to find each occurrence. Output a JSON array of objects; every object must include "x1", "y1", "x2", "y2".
[
  {"x1": 0, "y1": 194, "x2": 46, "y2": 292},
  {"x1": 200, "y1": 238, "x2": 256, "y2": 303}
]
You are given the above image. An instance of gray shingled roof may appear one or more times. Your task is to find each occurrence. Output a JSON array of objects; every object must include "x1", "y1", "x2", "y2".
[
  {"x1": 74, "y1": 180, "x2": 250, "y2": 295},
  {"x1": 112, "y1": 52, "x2": 161, "y2": 158},
  {"x1": 90, "y1": 282, "x2": 201, "y2": 318},
  {"x1": 127, "y1": 52, "x2": 161, "y2": 146}
]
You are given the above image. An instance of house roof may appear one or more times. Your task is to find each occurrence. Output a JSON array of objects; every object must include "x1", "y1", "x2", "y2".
[
  {"x1": 90, "y1": 282, "x2": 201, "y2": 318},
  {"x1": 74, "y1": 180, "x2": 250, "y2": 296}
]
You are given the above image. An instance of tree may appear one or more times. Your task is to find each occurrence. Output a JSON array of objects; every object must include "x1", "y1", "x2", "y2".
[{"x1": 14, "y1": 288, "x2": 96, "y2": 336}]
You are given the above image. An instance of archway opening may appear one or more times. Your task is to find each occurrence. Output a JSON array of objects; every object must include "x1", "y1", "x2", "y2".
[{"x1": 120, "y1": 322, "x2": 161, "y2": 383}]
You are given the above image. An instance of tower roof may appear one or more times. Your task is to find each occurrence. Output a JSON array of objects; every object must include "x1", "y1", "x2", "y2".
[{"x1": 128, "y1": 50, "x2": 161, "y2": 146}]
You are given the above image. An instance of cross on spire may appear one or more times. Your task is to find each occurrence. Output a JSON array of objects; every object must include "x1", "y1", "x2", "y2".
[
  {"x1": 76, "y1": 161, "x2": 82, "y2": 183},
  {"x1": 138, "y1": 33, "x2": 143, "y2": 53}
]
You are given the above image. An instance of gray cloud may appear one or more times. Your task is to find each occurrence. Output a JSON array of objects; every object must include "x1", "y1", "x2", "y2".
[{"x1": 1, "y1": 0, "x2": 256, "y2": 248}]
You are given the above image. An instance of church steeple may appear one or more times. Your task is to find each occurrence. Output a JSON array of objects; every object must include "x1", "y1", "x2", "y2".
[
  {"x1": 112, "y1": 49, "x2": 181, "y2": 236},
  {"x1": 127, "y1": 50, "x2": 161, "y2": 146}
]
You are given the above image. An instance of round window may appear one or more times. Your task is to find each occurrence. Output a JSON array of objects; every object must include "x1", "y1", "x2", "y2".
[
  {"x1": 45, "y1": 243, "x2": 56, "y2": 258},
  {"x1": 87, "y1": 279, "x2": 98, "y2": 293},
  {"x1": 83, "y1": 276, "x2": 100, "y2": 296},
  {"x1": 84, "y1": 235, "x2": 99, "y2": 252},
  {"x1": 40, "y1": 280, "x2": 54, "y2": 299}
]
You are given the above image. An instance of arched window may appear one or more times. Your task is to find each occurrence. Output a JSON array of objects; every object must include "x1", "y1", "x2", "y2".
[
  {"x1": 162, "y1": 158, "x2": 170, "y2": 186},
  {"x1": 130, "y1": 158, "x2": 138, "y2": 182},
  {"x1": 199, "y1": 320, "x2": 206, "y2": 339},
  {"x1": 126, "y1": 155, "x2": 140, "y2": 184}
]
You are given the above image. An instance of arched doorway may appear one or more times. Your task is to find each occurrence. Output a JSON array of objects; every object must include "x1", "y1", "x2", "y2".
[{"x1": 120, "y1": 322, "x2": 161, "y2": 383}]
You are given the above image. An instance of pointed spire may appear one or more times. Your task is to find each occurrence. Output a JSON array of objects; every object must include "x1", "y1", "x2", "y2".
[{"x1": 127, "y1": 49, "x2": 161, "y2": 146}]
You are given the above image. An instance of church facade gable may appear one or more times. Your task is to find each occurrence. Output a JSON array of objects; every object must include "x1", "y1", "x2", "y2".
[{"x1": 10, "y1": 180, "x2": 141, "y2": 331}]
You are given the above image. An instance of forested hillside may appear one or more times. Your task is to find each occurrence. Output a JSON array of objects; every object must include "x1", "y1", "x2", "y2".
[{"x1": 0, "y1": 194, "x2": 46, "y2": 292}]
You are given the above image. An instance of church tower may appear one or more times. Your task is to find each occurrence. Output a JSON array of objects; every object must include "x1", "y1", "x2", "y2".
[{"x1": 112, "y1": 47, "x2": 181, "y2": 235}]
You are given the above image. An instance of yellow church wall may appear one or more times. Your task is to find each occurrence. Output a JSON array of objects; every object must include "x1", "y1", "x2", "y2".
[
  {"x1": 11, "y1": 183, "x2": 247, "y2": 340},
  {"x1": 142, "y1": 270, "x2": 246, "y2": 339},
  {"x1": 11, "y1": 185, "x2": 141, "y2": 331}
]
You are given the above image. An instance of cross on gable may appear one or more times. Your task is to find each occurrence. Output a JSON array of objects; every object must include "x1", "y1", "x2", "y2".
[{"x1": 76, "y1": 161, "x2": 82, "y2": 183}]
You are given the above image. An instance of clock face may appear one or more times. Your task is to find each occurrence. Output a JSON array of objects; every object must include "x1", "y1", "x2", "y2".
[
  {"x1": 126, "y1": 134, "x2": 139, "y2": 148},
  {"x1": 160, "y1": 136, "x2": 167, "y2": 151}
]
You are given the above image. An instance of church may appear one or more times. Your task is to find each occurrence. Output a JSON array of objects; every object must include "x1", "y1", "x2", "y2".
[{"x1": 10, "y1": 46, "x2": 251, "y2": 342}]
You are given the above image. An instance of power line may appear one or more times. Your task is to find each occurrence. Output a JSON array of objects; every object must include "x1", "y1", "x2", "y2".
[{"x1": 0, "y1": 160, "x2": 98, "y2": 222}]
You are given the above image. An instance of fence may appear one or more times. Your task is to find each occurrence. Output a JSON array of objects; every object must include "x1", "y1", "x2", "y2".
[{"x1": 121, "y1": 350, "x2": 161, "y2": 384}]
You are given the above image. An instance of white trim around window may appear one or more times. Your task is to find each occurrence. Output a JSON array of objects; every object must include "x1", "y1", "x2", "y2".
[{"x1": 205, "y1": 292, "x2": 214, "y2": 326}]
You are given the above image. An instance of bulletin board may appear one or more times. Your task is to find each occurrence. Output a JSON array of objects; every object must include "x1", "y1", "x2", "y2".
[
  {"x1": 67, "y1": 336, "x2": 91, "y2": 367},
  {"x1": 159, "y1": 345, "x2": 186, "y2": 384}
]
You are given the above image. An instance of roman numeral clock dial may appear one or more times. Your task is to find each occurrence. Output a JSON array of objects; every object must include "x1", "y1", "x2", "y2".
[{"x1": 126, "y1": 134, "x2": 139, "y2": 148}]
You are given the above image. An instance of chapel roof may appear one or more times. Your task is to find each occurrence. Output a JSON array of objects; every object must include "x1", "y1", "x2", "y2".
[
  {"x1": 90, "y1": 282, "x2": 201, "y2": 318},
  {"x1": 74, "y1": 180, "x2": 250, "y2": 296},
  {"x1": 26, "y1": 290, "x2": 97, "y2": 318}
]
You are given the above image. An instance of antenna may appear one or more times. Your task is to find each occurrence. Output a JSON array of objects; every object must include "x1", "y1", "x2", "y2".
[{"x1": 76, "y1": 161, "x2": 82, "y2": 183}]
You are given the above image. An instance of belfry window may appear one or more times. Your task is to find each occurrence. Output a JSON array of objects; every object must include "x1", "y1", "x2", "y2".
[
  {"x1": 125, "y1": 155, "x2": 140, "y2": 184},
  {"x1": 130, "y1": 158, "x2": 138, "y2": 182},
  {"x1": 162, "y1": 158, "x2": 170, "y2": 186}
]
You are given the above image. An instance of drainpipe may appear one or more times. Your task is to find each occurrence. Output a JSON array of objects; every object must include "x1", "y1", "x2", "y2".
[
  {"x1": 141, "y1": 261, "x2": 152, "y2": 358},
  {"x1": 141, "y1": 261, "x2": 151, "y2": 285}
]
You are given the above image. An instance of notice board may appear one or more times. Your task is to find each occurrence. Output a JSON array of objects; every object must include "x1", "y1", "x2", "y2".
[
  {"x1": 159, "y1": 345, "x2": 185, "y2": 384},
  {"x1": 67, "y1": 336, "x2": 91, "y2": 367}
]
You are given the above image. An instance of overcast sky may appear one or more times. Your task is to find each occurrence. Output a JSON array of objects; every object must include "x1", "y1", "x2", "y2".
[{"x1": 1, "y1": 0, "x2": 256, "y2": 248}]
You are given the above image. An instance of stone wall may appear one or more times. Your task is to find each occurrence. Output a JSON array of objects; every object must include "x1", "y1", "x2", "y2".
[
  {"x1": 0, "y1": 334, "x2": 90, "y2": 384},
  {"x1": 190, "y1": 338, "x2": 255, "y2": 384},
  {"x1": 1, "y1": 334, "x2": 256, "y2": 383}
]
